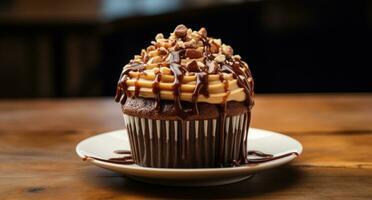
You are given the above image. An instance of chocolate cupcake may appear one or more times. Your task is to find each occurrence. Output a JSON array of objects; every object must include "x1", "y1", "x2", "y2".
[{"x1": 115, "y1": 25, "x2": 254, "y2": 168}]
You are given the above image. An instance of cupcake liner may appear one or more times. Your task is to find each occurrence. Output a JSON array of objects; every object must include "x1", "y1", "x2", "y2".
[{"x1": 123, "y1": 112, "x2": 250, "y2": 168}]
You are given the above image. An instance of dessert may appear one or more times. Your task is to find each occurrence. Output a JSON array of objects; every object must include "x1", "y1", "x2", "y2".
[{"x1": 114, "y1": 25, "x2": 254, "y2": 168}]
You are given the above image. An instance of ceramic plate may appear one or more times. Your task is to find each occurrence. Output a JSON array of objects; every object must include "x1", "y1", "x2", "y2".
[{"x1": 76, "y1": 128, "x2": 302, "y2": 186}]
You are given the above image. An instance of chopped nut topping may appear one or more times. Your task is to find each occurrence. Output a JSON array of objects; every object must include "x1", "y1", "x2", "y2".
[{"x1": 136, "y1": 25, "x2": 246, "y2": 74}]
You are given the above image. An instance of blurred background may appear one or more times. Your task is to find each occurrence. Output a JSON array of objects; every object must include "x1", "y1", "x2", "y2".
[{"x1": 0, "y1": 0, "x2": 371, "y2": 99}]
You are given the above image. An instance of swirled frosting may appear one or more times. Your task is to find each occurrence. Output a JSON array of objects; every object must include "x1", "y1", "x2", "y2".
[{"x1": 115, "y1": 25, "x2": 254, "y2": 116}]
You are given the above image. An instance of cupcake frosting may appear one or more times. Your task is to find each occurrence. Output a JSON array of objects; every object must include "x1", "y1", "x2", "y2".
[{"x1": 115, "y1": 25, "x2": 254, "y2": 115}]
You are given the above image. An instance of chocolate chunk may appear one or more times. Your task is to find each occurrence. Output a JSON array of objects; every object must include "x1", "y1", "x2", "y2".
[
  {"x1": 174, "y1": 24, "x2": 188, "y2": 38},
  {"x1": 185, "y1": 49, "x2": 203, "y2": 59},
  {"x1": 186, "y1": 60, "x2": 200, "y2": 72}
]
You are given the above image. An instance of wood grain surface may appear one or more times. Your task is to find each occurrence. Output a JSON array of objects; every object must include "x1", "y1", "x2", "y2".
[{"x1": 1, "y1": 94, "x2": 371, "y2": 200}]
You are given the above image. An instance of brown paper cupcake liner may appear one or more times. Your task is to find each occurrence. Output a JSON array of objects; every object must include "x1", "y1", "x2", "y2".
[{"x1": 123, "y1": 113, "x2": 250, "y2": 168}]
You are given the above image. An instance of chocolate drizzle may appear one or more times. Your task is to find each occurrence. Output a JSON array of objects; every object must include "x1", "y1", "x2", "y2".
[
  {"x1": 191, "y1": 72, "x2": 209, "y2": 114},
  {"x1": 115, "y1": 63, "x2": 145, "y2": 104},
  {"x1": 83, "y1": 150, "x2": 299, "y2": 167},
  {"x1": 169, "y1": 51, "x2": 186, "y2": 118},
  {"x1": 83, "y1": 150, "x2": 134, "y2": 165}
]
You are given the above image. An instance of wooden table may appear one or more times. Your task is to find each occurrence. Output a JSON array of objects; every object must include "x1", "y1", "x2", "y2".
[{"x1": 1, "y1": 94, "x2": 372, "y2": 199}]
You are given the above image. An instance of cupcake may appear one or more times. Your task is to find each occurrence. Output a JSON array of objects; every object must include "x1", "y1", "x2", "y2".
[{"x1": 115, "y1": 25, "x2": 254, "y2": 168}]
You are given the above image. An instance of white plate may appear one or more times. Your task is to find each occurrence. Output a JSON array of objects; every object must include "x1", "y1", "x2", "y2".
[{"x1": 76, "y1": 128, "x2": 302, "y2": 186}]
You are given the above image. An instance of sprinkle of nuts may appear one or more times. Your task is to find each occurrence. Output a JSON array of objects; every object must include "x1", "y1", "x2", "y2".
[{"x1": 129, "y1": 25, "x2": 248, "y2": 77}]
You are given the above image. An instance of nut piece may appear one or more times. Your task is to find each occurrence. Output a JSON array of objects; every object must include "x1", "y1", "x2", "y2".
[
  {"x1": 155, "y1": 33, "x2": 164, "y2": 41},
  {"x1": 198, "y1": 27, "x2": 207, "y2": 37},
  {"x1": 214, "y1": 54, "x2": 226, "y2": 63},
  {"x1": 148, "y1": 56, "x2": 162, "y2": 64},
  {"x1": 185, "y1": 49, "x2": 203, "y2": 59},
  {"x1": 186, "y1": 60, "x2": 200, "y2": 72},
  {"x1": 141, "y1": 49, "x2": 146, "y2": 57},
  {"x1": 176, "y1": 41, "x2": 185, "y2": 50},
  {"x1": 148, "y1": 50, "x2": 158, "y2": 57},
  {"x1": 158, "y1": 47, "x2": 168, "y2": 55},
  {"x1": 207, "y1": 60, "x2": 219, "y2": 74},
  {"x1": 209, "y1": 40, "x2": 220, "y2": 53},
  {"x1": 147, "y1": 45, "x2": 155, "y2": 51},
  {"x1": 184, "y1": 39, "x2": 197, "y2": 48},
  {"x1": 134, "y1": 55, "x2": 142, "y2": 60},
  {"x1": 221, "y1": 44, "x2": 233, "y2": 56},
  {"x1": 213, "y1": 39, "x2": 222, "y2": 46},
  {"x1": 191, "y1": 31, "x2": 201, "y2": 40},
  {"x1": 232, "y1": 55, "x2": 241, "y2": 61},
  {"x1": 174, "y1": 24, "x2": 188, "y2": 38}
]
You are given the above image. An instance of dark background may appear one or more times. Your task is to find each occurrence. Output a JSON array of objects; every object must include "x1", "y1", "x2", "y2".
[{"x1": 0, "y1": 0, "x2": 371, "y2": 98}]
